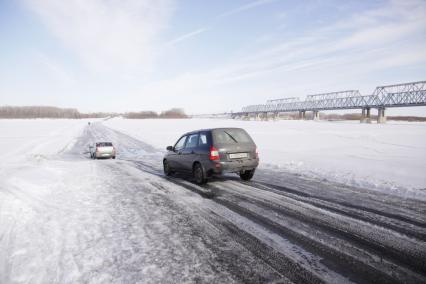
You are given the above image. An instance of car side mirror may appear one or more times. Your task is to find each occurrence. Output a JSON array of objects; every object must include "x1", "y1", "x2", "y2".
[{"x1": 166, "y1": 146, "x2": 173, "y2": 151}]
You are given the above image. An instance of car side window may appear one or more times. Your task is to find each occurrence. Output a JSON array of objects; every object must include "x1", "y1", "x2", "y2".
[
  {"x1": 199, "y1": 133, "x2": 208, "y2": 146},
  {"x1": 185, "y1": 133, "x2": 199, "y2": 149},
  {"x1": 174, "y1": 136, "x2": 187, "y2": 151}
]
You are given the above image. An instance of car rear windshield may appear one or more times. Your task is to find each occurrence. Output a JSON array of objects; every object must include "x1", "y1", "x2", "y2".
[
  {"x1": 212, "y1": 129, "x2": 253, "y2": 144},
  {"x1": 97, "y1": 142, "x2": 113, "y2": 147}
]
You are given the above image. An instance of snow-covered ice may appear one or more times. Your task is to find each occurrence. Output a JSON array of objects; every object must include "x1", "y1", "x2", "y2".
[
  {"x1": 104, "y1": 118, "x2": 426, "y2": 197},
  {"x1": 0, "y1": 119, "x2": 87, "y2": 163},
  {"x1": 1, "y1": 118, "x2": 425, "y2": 283}
]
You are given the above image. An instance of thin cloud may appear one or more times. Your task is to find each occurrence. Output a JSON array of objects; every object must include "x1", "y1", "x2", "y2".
[
  {"x1": 218, "y1": 0, "x2": 278, "y2": 18},
  {"x1": 165, "y1": 0, "x2": 278, "y2": 46},
  {"x1": 166, "y1": 28, "x2": 208, "y2": 46}
]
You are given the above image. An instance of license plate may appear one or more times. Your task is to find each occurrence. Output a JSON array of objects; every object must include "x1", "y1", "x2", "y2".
[{"x1": 229, "y1": 153, "x2": 248, "y2": 159}]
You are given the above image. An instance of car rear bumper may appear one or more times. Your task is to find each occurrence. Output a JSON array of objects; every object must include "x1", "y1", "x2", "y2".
[
  {"x1": 95, "y1": 153, "x2": 115, "y2": 158},
  {"x1": 207, "y1": 158, "x2": 259, "y2": 175}
]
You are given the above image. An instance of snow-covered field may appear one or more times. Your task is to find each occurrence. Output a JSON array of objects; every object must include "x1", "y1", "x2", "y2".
[{"x1": 104, "y1": 118, "x2": 426, "y2": 196}]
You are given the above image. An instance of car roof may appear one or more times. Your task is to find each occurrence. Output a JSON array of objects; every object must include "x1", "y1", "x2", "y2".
[{"x1": 182, "y1": 127, "x2": 244, "y2": 136}]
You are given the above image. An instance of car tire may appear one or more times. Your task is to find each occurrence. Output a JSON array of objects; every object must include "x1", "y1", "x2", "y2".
[
  {"x1": 163, "y1": 160, "x2": 173, "y2": 176},
  {"x1": 193, "y1": 162, "x2": 207, "y2": 185},
  {"x1": 112, "y1": 156, "x2": 116, "y2": 159},
  {"x1": 240, "y1": 169, "x2": 255, "y2": 181}
]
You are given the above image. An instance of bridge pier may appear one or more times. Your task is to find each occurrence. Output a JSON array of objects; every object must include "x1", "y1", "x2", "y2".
[
  {"x1": 361, "y1": 108, "x2": 372, "y2": 123},
  {"x1": 377, "y1": 108, "x2": 386, "y2": 124},
  {"x1": 264, "y1": 112, "x2": 269, "y2": 121},
  {"x1": 361, "y1": 108, "x2": 366, "y2": 123},
  {"x1": 299, "y1": 110, "x2": 306, "y2": 120},
  {"x1": 313, "y1": 111, "x2": 320, "y2": 121},
  {"x1": 273, "y1": 112, "x2": 279, "y2": 120},
  {"x1": 256, "y1": 112, "x2": 267, "y2": 121}
]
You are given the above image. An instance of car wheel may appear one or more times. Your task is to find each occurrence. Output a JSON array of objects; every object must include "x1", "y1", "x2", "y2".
[
  {"x1": 240, "y1": 169, "x2": 255, "y2": 181},
  {"x1": 163, "y1": 160, "x2": 173, "y2": 176},
  {"x1": 193, "y1": 163, "x2": 207, "y2": 185},
  {"x1": 112, "y1": 156, "x2": 116, "y2": 159}
]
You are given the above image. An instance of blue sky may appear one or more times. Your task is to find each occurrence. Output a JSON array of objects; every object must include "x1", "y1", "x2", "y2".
[{"x1": 1, "y1": 0, "x2": 426, "y2": 115}]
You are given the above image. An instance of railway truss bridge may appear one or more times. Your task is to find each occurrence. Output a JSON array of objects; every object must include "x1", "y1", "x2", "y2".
[{"x1": 232, "y1": 80, "x2": 426, "y2": 123}]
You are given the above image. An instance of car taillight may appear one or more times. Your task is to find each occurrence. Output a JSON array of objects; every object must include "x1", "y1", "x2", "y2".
[
  {"x1": 210, "y1": 146, "x2": 219, "y2": 160},
  {"x1": 112, "y1": 147, "x2": 116, "y2": 153},
  {"x1": 256, "y1": 147, "x2": 259, "y2": 159}
]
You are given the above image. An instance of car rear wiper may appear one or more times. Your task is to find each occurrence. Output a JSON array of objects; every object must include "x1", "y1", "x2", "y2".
[{"x1": 224, "y1": 131, "x2": 238, "y2": 143}]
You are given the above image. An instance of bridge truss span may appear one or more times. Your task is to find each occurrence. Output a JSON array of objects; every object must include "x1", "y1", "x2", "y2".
[{"x1": 234, "y1": 80, "x2": 426, "y2": 123}]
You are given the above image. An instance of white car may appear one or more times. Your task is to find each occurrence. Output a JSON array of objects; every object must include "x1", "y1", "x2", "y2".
[{"x1": 90, "y1": 142, "x2": 116, "y2": 159}]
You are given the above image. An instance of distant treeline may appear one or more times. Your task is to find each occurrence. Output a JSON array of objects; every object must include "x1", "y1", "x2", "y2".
[
  {"x1": 320, "y1": 113, "x2": 426, "y2": 122},
  {"x1": 277, "y1": 112, "x2": 426, "y2": 121},
  {"x1": 387, "y1": 116, "x2": 426, "y2": 122},
  {"x1": 0, "y1": 106, "x2": 81, "y2": 119},
  {"x1": 123, "y1": 108, "x2": 187, "y2": 119},
  {"x1": 276, "y1": 112, "x2": 363, "y2": 120},
  {"x1": 0, "y1": 106, "x2": 188, "y2": 119}
]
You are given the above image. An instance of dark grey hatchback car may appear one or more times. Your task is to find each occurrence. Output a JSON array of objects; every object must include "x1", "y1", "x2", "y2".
[{"x1": 163, "y1": 128, "x2": 259, "y2": 184}]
